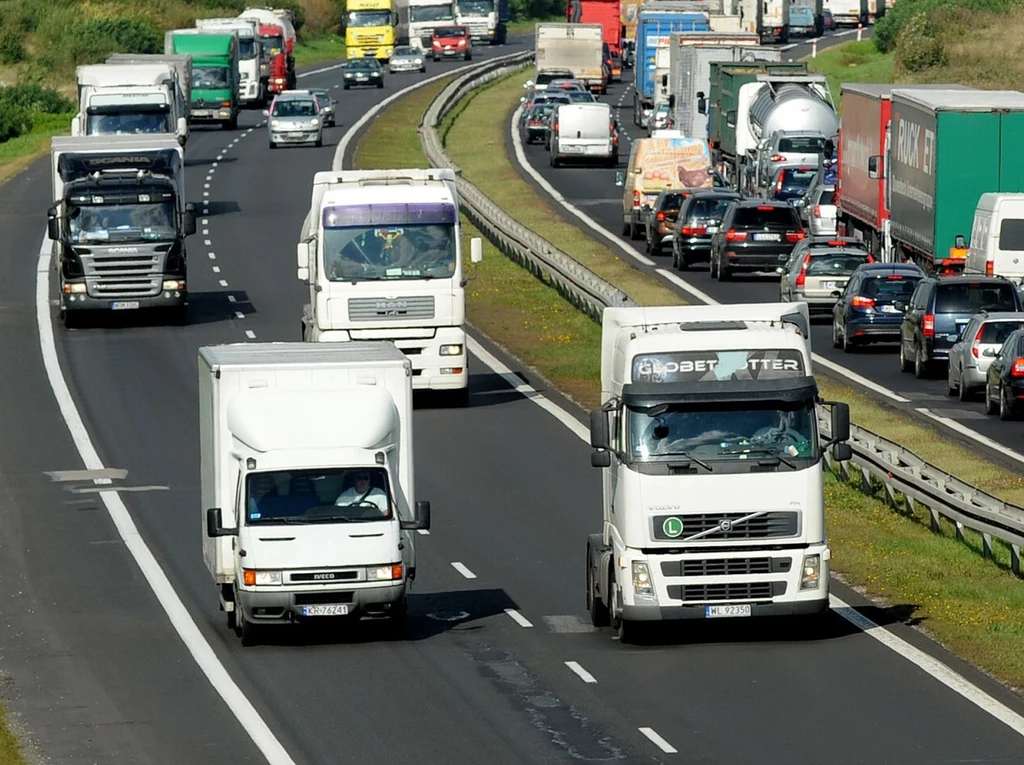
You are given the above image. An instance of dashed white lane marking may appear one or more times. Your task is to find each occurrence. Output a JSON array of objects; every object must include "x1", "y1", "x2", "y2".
[
  {"x1": 219, "y1": 279, "x2": 228, "y2": 287},
  {"x1": 202, "y1": 229, "x2": 209, "y2": 236},
  {"x1": 204, "y1": 239, "x2": 212, "y2": 246},
  {"x1": 203, "y1": 191, "x2": 210, "y2": 197},
  {"x1": 227, "y1": 295, "x2": 237, "y2": 303},
  {"x1": 565, "y1": 661, "x2": 597, "y2": 684},
  {"x1": 504, "y1": 608, "x2": 533, "y2": 628},
  {"x1": 639, "y1": 728, "x2": 677, "y2": 754},
  {"x1": 245, "y1": 329, "x2": 256, "y2": 339},
  {"x1": 211, "y1": 163, "x2": 218, "y2": 169},
  {"x1": 416, "y1": 529, "x2": 430, "y2": 535},
  {"x1": 202, "y1": 218, "x2": 209, "y2": 225},
  {"x1": 212, "y1": 265, "x2": 221, "y2": 274},
  {"x1": 207, "y1": 252, "x2": 216, "y2": 259},
  {"x1": 450, "y1": 561, "x2": 476, "y2": 580},
  {"x1": 216, "y1": 154, "x2": 223, "y2": 161},
  {"x1": 234, "y1": 311, "x2": 245, "y2": 320}
]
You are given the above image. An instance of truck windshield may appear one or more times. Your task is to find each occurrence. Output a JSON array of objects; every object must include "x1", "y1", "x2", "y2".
[
  {"x1": 411, "y1": 6, "x2": 455, "y2": 21},
  {"x1": 324, "y1": 223, "x2": 456, "y2": 281},
  {"x1": 193, "y1": 66, "x2": 230, "y2": 89},
  {"x1": 459, "y1": 0, "x2": 493, "y2": 12},
  {"x1": 347, "y1": 11, "x2": 393, "y2": 27},
  {"x1": 238, "y1": 38, "x2": 257, "y2": 59},
  {"x1": 627, "y1": 401, "x2": 817, "y2": 463},
  {"x1": 245, "y1": 467, "x2": 392, "y2": 525},
  {"x1": 67, "y1": 202, "x2": 177, "y2": 243},
  {"x1": 86, "y1": 111, "x2": 171, "y2": 136},
  {"x1": 260, "y1": 34, "x2": 284, "y2": 54}
]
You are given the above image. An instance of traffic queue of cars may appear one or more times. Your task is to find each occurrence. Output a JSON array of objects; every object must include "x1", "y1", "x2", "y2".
[{"x1": 518, "y1": 77, "x2": 620, "y2": 167}]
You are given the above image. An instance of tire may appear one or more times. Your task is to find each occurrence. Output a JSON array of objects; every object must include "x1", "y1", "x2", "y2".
[
  {"x1": 832, "y1": 321, "x2": 842, "y2": 349},
  {"x1": 1000, "y1": 385, "x2": 1016, "y2": 421},
  {"x1": 344, "y1": 84, "x2": 350, "y2": 90},
  {"x1": 985, "y1": 384, "x2": 999, "y2": 415},
  {"x1": 629, "y1": 223, "x2": 641, "y2": 241},
  {"x1": 449, "y1": 386, "x2": 470, "y2": 408},
  {"x1": 958, "y1": 376, "x2": 972, "y2": 402},
  {"x1": 716, "y1": 260, "x2": 730, "y2": 281},
  {"x1": 61, "y1": 309, "x2": 80, "y2": 329},
  {"x1": 947, "y1": 364, "x2": 958, "y2": 397},
  {"x1": 225, "y1": 116, "x2": 238, "y2": 131},
  {"x1": 269, "y1": 140, "x2": 277, "y2": 149},
  {"x1": 234, "y1": 595, "x2": 261, "y2": 647},
  {"x1": 314, "y1": 137, "x2": 323, "y2": 148},
  {"x1": 377, "y1": 81, "x2": 383, "y2": 89},
  {"x1": 465, "y1": 53, "x2": 471, "y2": 60},
  {"x1": 434, "y1": 55, "x2": 440, "y2": 62},
  {"x1": 226, "y1": 607, "x2": 237, "y2": 631},
  {"x1": 168, "y1": 305, "x2": 187, "y2": 326},
  {"x1": 622, "y1": 220, "x2": 630, "y2": 237},
  {"x1": 842, "y1": 327, "x2": 854, "y2": 353},
  {"x1": 914, "y1": 344, "x2": 929, "y2": 379},
  {"x1": 899, "y1": 340, "x2": 912, "y2": 373},
  {"x1": 586, "y1": 551, "x2": 609, "y2": 628}
]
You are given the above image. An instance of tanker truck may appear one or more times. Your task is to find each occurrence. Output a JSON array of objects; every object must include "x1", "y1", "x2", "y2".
[{"x1": 705, "y1": 60, "x2": 837, "y2": 192}]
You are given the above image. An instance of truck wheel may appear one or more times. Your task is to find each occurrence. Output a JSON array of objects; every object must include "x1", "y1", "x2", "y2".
[
  {"x1": 226, "y1": 606, "x2": 237, "y2": 631},
  {"x1": 61, "y1": 310, "x2": 79, "y2": 329},
  {"x1": 586, "y1": 551, "x2": 609, "y2": 627},
  {"x1": 226, "y1": 116, "x2": 238, "y2": 131},
  {"x1": 168, "y1": 305, "x2": 187, "y2": 326},
  {"x1": 451, "y1": 386, "x2": 470, "y2": 408},
  {"x1": 235, "y1": 599, "x2": 261, "y2": 647}
]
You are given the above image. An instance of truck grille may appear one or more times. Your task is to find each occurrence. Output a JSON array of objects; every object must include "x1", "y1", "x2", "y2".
[
  {"x1": 667, "y1": 581, "x2": 786, "y2": 602},
  {"x1": 660, "y1": 557, "x2": 792, "y2": 577},
  {"x1": 348, "y1": 295, "x2": 434, "y2": 321},
  {"x1": 465, "y1": 21, "x2": 490, "y2": 36},
  {"x1": 83, "y1": 252, "x2": 165, "y2": 298},
  {"x1": 652, "y1": 511, "x2": 799, "y2": 541}
]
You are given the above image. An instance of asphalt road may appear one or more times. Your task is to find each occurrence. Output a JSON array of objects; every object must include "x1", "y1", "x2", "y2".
[
  {"x1": 1, "y1": 25, "x2": 1023, "y2": 765},
  {"x1": 508, "y1": 34, "x2": 1024, "y2": 469}
]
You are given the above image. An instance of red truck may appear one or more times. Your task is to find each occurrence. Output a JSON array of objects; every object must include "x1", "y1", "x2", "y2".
[{"x1": 567, "y1": 0, "x2": 622, "y2": 79}]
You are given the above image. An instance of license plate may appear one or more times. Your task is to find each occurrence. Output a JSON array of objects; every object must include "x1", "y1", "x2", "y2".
[
  {"x1": 881, "y1": 304, "x2": 901, "y2": 313},
  {"x1": 110, "y1": 301, "x2": 140, "y2": 310},
  {"x1": 302, "y1": 604, "x2": 350, "y2": 616},
  {"x1": 565, "y1": 145, "x2": 583, "y2": 153},
  {"x1": 193, "y1": 110, "x2": 212, "y2": 117},
  {"x1": 754, "y1": 233, "x2": 780, "y2": 241},
  {"x1": 706, "y1": 226, "x2": 719, "y2": 234},
  {"x1": 706, "y1": 604, "x2": 752, "y2": 618},
  {"x1": 821, "y1": 281, "x2": 836, "y2": 289}
]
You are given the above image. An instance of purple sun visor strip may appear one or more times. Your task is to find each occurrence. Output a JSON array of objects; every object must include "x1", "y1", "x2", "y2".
[{"x1": 322, "y1": 203, "x2": 457, "y2": 228}]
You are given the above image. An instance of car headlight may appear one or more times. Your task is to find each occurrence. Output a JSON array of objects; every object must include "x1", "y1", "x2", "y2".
[
  {"x1": 439, "y1": 344, "x2": 463, "y2": 356},
  {"x1": 344, "y1": 72, "x2": 353, "y2": 78},
  {"x1": 414, "y1": 58, "x2": 423, "y2": 65},
  {"x1": 243, "y1": 569, "x2": 283, "y2": 586},
  {"x1": 310, "y1": 118, "x2": 319, "y2": 126},
  {"x1": 801, "y1": 554, "x2": 821, "y2": 590},
  {"x1": 367, "y1": 564, "x2": 403, "y2": 581},
  {"x1": 271, "y1": 119, "x2": 282, "y2": 129}
]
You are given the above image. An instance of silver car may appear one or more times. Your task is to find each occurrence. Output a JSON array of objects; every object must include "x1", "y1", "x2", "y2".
[
  {"x1": 796, "y1": 184, "x2": 838, "y2": 237},
  {"x1": 265, "y1": 91, "x2": 323, "y2": 149},
  {"x1": 947, "y1": 312, "x2": 1024, "y2": 400},
  {"x1": 757, "y1": 130, "x2": 826, "y2": 194},
  {"x1": 779, "y1": 240, "x2": 873, "y2": 316},
  {"x1": 389, "y1": 45, "x2": 426, "y2": 73}
]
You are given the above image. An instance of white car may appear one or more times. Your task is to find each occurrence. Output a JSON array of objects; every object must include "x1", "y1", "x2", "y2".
[{"x1": 797, "y1": 184, "x2": 838, "y2": 237}]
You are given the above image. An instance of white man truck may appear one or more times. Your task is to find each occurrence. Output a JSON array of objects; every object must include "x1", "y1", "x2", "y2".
[
  {"x1": 202, "y1": 342, "x2": 430, "y2": 646},
  {"x1": 455, "y1": 0, "x2": 509, "y2": 44},
  {"x1": 586, "y1": 303, "x2": 853, "y2": 643},
  {"x1": 297, "y1": 169, "x2": 483, "y2": 406},
  {"x1": 73, "y1": 64, "x2": 189, "y2": 146},
  {"x1": 47, "y1": 135, "x2": 197, "y2": 328},
  {"x1": 195, "y1": 17, "x2": 265, "y2": 105},
  {"x1": 409, "y1": 0, "x2": 458, "y2": 49}
]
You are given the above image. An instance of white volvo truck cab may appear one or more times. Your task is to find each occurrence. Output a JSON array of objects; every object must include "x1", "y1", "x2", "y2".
[
  {"x1": 201, "y1": 342, "x2": 430, "y2": 646},
  {"x1": 297, "y1": 169, "x2": 483, "y2": 405},
  {"x1": 586, "y1": 303, "x2": 852, "y2": 643}
]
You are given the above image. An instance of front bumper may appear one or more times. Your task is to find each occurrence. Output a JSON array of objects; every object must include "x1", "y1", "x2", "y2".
[
  {"x1": 348, "y1": 46, "x2": 393, "y2": 59},
  {"x1": 433, "y1": 46, "x2": 469, "y2": 57},
  {"x1": 344, "y1": 76, "x2": 383, "y2": 87},
  {"x1": 238, "y1": 581, "x2": 405, "y2": 625},
  {"x1": 844, "y1": 315, "x2": 904, "y2": 341},
  {"x1": 63, "y1": 286, "x2": 186, "y2": 312},
  {"x1": 269, "y1": 128, "x2": 321, "y2": 144},
  {"x1": 239, "y1": 79, "x2": 261, "y2": 101}
]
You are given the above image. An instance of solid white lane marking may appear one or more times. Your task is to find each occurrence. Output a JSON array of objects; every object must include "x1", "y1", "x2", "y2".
[
  {"x1": 245, "y1": 330, "x2": 256, "y2": 339},
  {"x1": 565, "y1": 661, "x2": 597, "y2": 683},
  {"x1": 234, "y1": 311, "x2": 245, "y2": 320},
  {"x1": 450, "y1": 561, "x2": 477, "y2": 579},
  {"x1": 916, "y1": 408, "x2": 1024, "y2": 464},
  {"x1": 34, "y1": 235, "x2": 297, "y2": 764},
  {"x1": 297, "y1": 61, "x2": 349, "y2": 78},
  {"x1": 209, "y1": 167, "x2": 216, "y2": 174},
  {"x1": 504, "y1": 608, "x2": 533, "y2": 628},
  {"x1": 219, "y1": 279, "x2": 228, "y2": 287},
  {"x1": 639, "y1": 727, "x2": 677, "y2": 754}
]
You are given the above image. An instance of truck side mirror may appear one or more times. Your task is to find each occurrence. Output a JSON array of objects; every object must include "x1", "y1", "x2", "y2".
[
  {"x1": 176, "y1": 117, "x2": 188, "y2": 142},
  {"x1": 589, "y1": 409, "x2": 609, "y2": 449},
  {"x1": 470, "y1": 236, "x2": 483, "y2": 263},
  {"x1": 402, "y1": 500, "x2": 431, "y2": 531},
  {"x1": 868, "y1": 155, "x2": 881, "y2": 179},
  {"x1": 206, "y1": 507, "x2": 231, "y2": 537},
  {"x1": 297, "y1": 240, "x2": 311, "y2": 269},
  {"x1": 614, "y1": 170, "x2": 625, "y2": 186},
  {"x1": 954, "y1": 234, "x2": 966, "y2": 249},
  {"x1": 726, "y1": 109, "x2": 736, "y2": 127},
  {"x1": 696, "y1": 91, "x2": 707, "y2": 114},
  {"x1": 661, "y1": 74, "x2": 667, "y2": 87},
  {"x1": 47, "y1": 207, "x2": 60, "y2": 241},
  {"x1": 831, "y1": 442, "x2": 853, "y2": 462},
  {"x1": 297, "y1": 266, "x2": 309, "y2": 282},
  {"x1": 591, "y1": 450, "x2": 611, "y2": 468},
  {"x1": 668, "y1": 94, "x2": 676, "y2": 109},
  {"x1": 183, "y1": 202, "x2": 197, "y2": 236},
  {"x1": 831, "y1": 402, "x2": 851, "y2": 442}
]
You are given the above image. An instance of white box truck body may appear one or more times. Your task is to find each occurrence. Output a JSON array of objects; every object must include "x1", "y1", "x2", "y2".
[
  {"x1": 297, "y1": 169, "x2": 483, "y2": 403},
  {"x1": 105, "y1": 54, "x2": 193, "y2": 127},
  {"x1": 535, "y1": 23, "x2": 605, "y2": 93},
  {"x1": 201, "y1": 342, "x2": 429, "y2": 643},
  {"x1": 586, "y1": 303, "x2": 852, "y2": 642},
  {"x1": 73, "y1": 64, "x2": 188, "y2": 146}
]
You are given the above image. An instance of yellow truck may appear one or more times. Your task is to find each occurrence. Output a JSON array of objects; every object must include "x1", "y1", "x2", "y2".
[{"x1": 345, "y1": 0, "x2": 410, "y2": 60}]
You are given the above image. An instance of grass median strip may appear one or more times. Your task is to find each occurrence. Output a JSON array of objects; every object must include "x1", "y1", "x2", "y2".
[
  {"x1": 293, "y1": 36, "x2": 348, "y2": 67},
  {"x1": 0, "y1": 113, "x2": 72, "y2": 185}
]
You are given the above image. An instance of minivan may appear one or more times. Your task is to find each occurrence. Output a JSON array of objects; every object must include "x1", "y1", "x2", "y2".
[
  {"x1": 964, "y1": 193, "x2": 1024, "y2": 281},
  {"x1": 549, "y1": 103, "x2": 618, "y2": 167}
]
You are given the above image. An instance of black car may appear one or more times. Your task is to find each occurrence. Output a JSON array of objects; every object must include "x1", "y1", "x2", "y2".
[
  {"x1": 644, "y1": 190, "x2": 688, "y2": 256},
  {"x1": 522, "y1": 103, "x2": 555, "y2": 144},
  {"x1": 343, "y1": 59, "x2": 384, "y2": 89},
  {"x1": 710, "y1": 200, "x2": 805, "y2": 280},
  {"x1": 831, "y1": 262, "x2": 925, "y2": 352},
  {"x1": 671, "y1": 189, "x2": 741, "y2": 270},
  {"x1": 984, "y1": 328, "x2": 1024, "y2": 420},
  {"x1": 899, "y1": 275, "x2": 1024, "y2": 378}
]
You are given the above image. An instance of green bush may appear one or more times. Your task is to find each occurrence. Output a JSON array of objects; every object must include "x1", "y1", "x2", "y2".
[
  {"x1": 0, "y1": 27, "x2": 25, "y2": 64},
  {"x1": 67, "y1": 17, "x2": 162, "y2": 65},
  {"x1": 0, "y1": 83, "x2": 74, "y2": 143},
  {"x1": 894, "y1": 11, "x2": 948, "y2": 71},
  {"x1": 509, "y1": 0, "x2": 563, "y2": 21},
  {"x1": 874, "y1": 0, "x2": 1019, "y2": 52}
]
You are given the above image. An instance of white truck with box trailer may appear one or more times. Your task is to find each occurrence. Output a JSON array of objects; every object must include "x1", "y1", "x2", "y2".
[
  {"x1": 73, "y1": 64, "x2": 188, "y2": 146},
  {"x1": 586, "y1": 303, "x2": 852, "y2": 643},
  {"x1": 195, "y1": 17, "x2": 265, "y2": 105},
  {"x1": 296, "y1": 168, "x2": 483, "y2": 405},
  {"x1": 408, "y1": 0, "x2": 458, "y2": 49},
  {"x1": 535, "y1": 23, "x2": 605, "y2": 94},
  {"x1": 202, "y1": 342, "x2": 430, "y2": 646},
  {"x1": 104, "y1": 54, "x2": 193, "y2": 127}
]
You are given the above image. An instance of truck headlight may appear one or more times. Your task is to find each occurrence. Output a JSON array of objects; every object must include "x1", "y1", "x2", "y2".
[
  {"x1": 64, "y1": 283, "x2": 87, "y2": 294},
  {"x1": 631, "y1": 561, "x2": 653, "y2": 595},
  {"x1": 800, "y1": 554, "x2": 821, "y2": 590},
  {"x1": 367, "y1": 564, "x2": 403, "y2": 581},
  {"x1": 162, "y1": 279, "x2": 185, "y2": 290},
  {"x1": 439, "y1": 344, "x2": 463, "y2": 356},
  {"x1": 243, "y1": 570, "x2": 282, "y2": 586}
]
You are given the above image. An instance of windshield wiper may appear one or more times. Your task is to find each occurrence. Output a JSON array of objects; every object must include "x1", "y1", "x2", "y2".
[
  {"x1": 665, "y1": 450, "x2": 713, "y2": 472},
  {"x1": 720, "y1": 446, "x2": 799, "y2": 470}
]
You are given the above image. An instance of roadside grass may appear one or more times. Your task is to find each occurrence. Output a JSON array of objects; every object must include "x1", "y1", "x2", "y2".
[
  {"x1": 0, "y1": 703, "x2": 24, "y2": 765},
  {"x1": 807, "y1": 40, "x2": 894, "y2": 109},
  {"x1": 0, "y1": 112, "x2": 73, "y2": 186},
  {"x1": 354, "y1": 61, "x2": 1024, "y2": 690},
  {"x1": 293, "y1": 35, "x2": 347, "y2": 67}
]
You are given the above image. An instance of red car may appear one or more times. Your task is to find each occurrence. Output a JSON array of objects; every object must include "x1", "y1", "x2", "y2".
[{"x1": 431, "y1": 25, "x2": 471, "y2": 61}]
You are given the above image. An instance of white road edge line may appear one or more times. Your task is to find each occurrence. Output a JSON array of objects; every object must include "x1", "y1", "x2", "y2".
[
  {"x1": 466, "y1": 334, "x2": 1024, "y2": 739},
  {"x1": 510, "y1": 112, "x2": 1024, "y2": 464},
  {"x1": 450, "y1": 561, "x2": 477, "y2": 579},
  {"x1": 638, "y1": 727, "x2": 677, "y2": 754},
  {"x1": 34, "y1": 234, "x2": 297, "y2": 764},
  {"x1": 564, "y1": 660, "x2": 597, "y2": 683},
  {"x1": 504, "y1": 608, "x2": 533, "y2": 628}
]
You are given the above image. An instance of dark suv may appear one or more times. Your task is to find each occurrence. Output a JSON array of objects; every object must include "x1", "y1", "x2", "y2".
[
  {"x1": 671, "y1": 189, "x2": 741, "y2": 270},
  {"x1": 831, "y1": 262, "x2": 925, "y2": 352},
  {"x1": 644, "y1": 190, "x2": 687, "y2": 256},
  {"x1": 710, "y1": 200, "x2": 805, "y2": 281},
  {"x1": 899, "y1": 276, "x2": 1024, "y2": 378}
]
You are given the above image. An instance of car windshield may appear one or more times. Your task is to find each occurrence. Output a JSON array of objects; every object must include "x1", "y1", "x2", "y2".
[
  {"x1": 935, "y1": 283, "x2": 1019, "y2": 313},
  {"x1": 806, "y1": 252, "x2": 871, "y2": 276},
  {"x1": 627, "y1": 401, "x2": 817, "y2": 462},
  {"x1": 273, "y1": 99, "x2": 316, "y2": 117},
  {"x1": 349, "y1": 59, "x2": 381, "y2": 71},
  {"x1": 566, "y1": 91, "x2": 595, "y2": 102},
  {"x1": 245, "y1": 468, "x2": 393, "y2": 525},
  {"x1": 67, "y1": 202, "x2": 177, "y2": 243},
  {"x1": 734, "y1": 206, "x2": 798, "y2": 228},
  {"x1": 434, "y1": 26, "x2": 465, "y2": 37},
  {"x1": 87, "y1": 110, "x2": 171, "y2": 135},
  {"x1": 324, "y1": 222, "x2": 456, "y2": 281},
  {"x1": 979, "y1": 320, "x2": 1024, "y2": 343},
  {"x1": 347, "y1": 10, "x2": 392, "y2": 26},
  {"x1": 410, "y1": 6, "x2": 454, "y2": 21},
  {"x1": 193, "y1": 66, "x2": 230, "y2": 89},
  {"x1": 861, "y1": 274, "x2": 921, "y2": 298},
  {"x1": 393, "y1": 46, "x2": 418, "y2": 56},
  {"x1": 778, "y1": 169, "x2": 817, "y2": 190}
]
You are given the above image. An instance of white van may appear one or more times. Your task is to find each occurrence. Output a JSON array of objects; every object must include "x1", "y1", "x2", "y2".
[
  {"x1": 549, "y1": 102, "x2": 618, "y2": 168},
  {"x1": 965, "y1": 193, "x2": 1024, "y2": 280}
]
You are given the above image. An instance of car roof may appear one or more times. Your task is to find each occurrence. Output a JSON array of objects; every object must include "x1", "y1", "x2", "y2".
[
  {"x1": 855, "y1": 262, "x2": 922, "y2": 273},
  {"x1": 929, "y1": 275, "x2": 1014, "y2": 284},
  {"x1": 735, "y1": 199, "x2": 791, "y2": 208},
  {"x1": 276, "y1": 91, "x2": 315, "y2": 99},
  {"x1": 974, "y1": 311, "x2": 1024, "y2": 320}
]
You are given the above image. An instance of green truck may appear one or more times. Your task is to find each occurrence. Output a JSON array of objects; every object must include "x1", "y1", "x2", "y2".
[
  {"x1": 886, "y1": 88, "x2": 1024, "y2": 270},
  {"x1": 164, "y1": 30, "x2": 239, "y2": 130}
]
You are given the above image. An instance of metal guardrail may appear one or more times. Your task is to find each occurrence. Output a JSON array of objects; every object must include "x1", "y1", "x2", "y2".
[
  {"x1": 416, "y1": 53, "x2": 1024, "y2": 577},
  {"x1": 418, "y1": 52, "x2": 637, "y2": 321}
]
